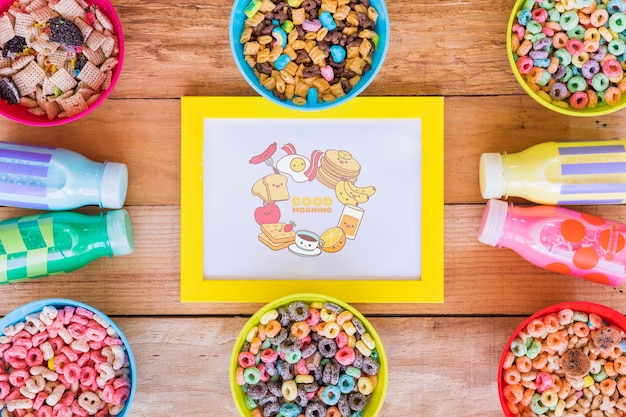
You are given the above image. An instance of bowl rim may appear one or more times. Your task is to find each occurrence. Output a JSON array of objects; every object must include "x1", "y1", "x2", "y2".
[
  {"x1": 0, "y1": 298, "x2": 137, "y2": 416},
  {"x1": 506, "y1": 0, "x2": 626, "y2": 117},
  {"x1": 228, "y1": 0, "x2": 390, "y2": 112},
  {"x1": 229, "y1": 292, "x2": 389, "y2": 417},
  {"x1": 497, "y1": 301, "x2": 626, "y2": 416},
  {"x1": 0, "y1": 0, "x2": 125, "y2": 126}
]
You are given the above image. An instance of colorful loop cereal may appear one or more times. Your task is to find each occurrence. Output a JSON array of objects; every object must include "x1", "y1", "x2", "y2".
[
  {"x1": 231, "y1": 295, "x2": 386, "y2": 417},
  {"x1": 0, "y1": 300, "x2": 135, "y2": 416},
  {"x1": 509, "y1": 0, "x2": 626, "y2": 113},
  {"x1": 500, "y1": 303, "x2": 626, "y2": 417},
  {"x1": 569, "y1": 91, "x2": 589, "y2": 109}
]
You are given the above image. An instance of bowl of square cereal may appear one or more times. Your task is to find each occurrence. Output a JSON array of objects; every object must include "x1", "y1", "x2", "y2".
[
  {"x1": 0, "y1": 0, "x2": 124, "y2": 126},
  {"x1": 230, "y1": 0, "x2": 389, "y2": 111},
  {"x1": 230, "y1": 293, "x2": 388, "y2": 417},
  {"x1": 507, "y1": 0, "x2": 626, "y2": 116},
  {"x1": 498, "y1": 301, "x2": 626, "y2": 417},
  {"x1": 0, "y1": 298, "x2": 136, "y2": 416}
]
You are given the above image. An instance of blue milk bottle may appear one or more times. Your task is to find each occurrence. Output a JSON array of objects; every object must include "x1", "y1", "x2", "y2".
[{"x1": 0, "y1": 141, "x2": 128, "y2": 210}]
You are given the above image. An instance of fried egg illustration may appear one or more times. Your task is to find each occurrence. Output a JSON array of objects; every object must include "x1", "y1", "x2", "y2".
[{"x1": 276, "y1": 154, "x2": 310, "y2": 183}]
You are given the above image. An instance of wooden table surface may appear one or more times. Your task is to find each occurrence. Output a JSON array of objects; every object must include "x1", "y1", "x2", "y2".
[{"x1": 2, "y1": 0, "x2": 626, "y2": 415}]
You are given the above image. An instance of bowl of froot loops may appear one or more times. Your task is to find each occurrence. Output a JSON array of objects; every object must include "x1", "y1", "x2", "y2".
[
  {"x1": 230, "y1": 293, "x2": 388, "y2": 417},
  {"x1": 507, "y1": 0, "x2": 626, "y2": 116},
  {"x1": 498, "y1": 301, "x2": 626, "y2": 416},
  {"x1": 0, "y1": 298, "x2": 136, "y2": 416}
]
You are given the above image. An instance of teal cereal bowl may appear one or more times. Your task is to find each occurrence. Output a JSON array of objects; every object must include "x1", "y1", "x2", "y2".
[
  {"x1": 0, "y1": 299, "x2": 136, "y2": 416},
  {"x1": 230, "y1": 293, "x2": 388, "y2": 417},
  {"x1": 229, "y1": 0, "x2": 389, "y2": 111}
]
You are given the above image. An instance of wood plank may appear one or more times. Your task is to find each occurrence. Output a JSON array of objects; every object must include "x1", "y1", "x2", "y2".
[
  {"x1": 118, "y1": 316, "x2": 517, "y2": 416},
  {"x1": 111, "y1": 0, "x2": 520, "y2": 98},
  {"x1": 2, "y1": 204, "x2": 626, "y2": 317},
  {"x1": 2, "y1": 94, "x2": 624, "y2": 208}
]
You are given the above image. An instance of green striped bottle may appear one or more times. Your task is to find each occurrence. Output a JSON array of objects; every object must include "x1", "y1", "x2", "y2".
[{"x1": 0, "y1": 209, "x2": 133, "y2": 283}]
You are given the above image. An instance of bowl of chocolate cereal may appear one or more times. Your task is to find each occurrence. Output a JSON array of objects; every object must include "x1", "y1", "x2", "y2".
[
  {"x1": 230, "y1": 293, "x2": 388, "y2": 417},
  {"x1": 0, "y1": 298, "x2": 136, "y2": 416},
  {"x1": 0, "y1": 0, "x2": 124, "y2": 126},
  {"x1": 498, "y1": 301, "x2": 626, "y2": 417},
  {"x1": 230, "y1": 0, "x2": 389, "y2": 111}
]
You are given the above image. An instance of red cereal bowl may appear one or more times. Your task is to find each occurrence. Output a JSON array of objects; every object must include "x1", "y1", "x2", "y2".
[
  {"x1": 0, "y1": 0, "x2": 124, "y2": 126},
  {"x1": 0, "y1": 298, "x2": 136, "y2": 417},
  {"x1": 498, "y1": 301, "x2": 626, "y2": 417},
  {"x1": 230, "y1": 293, "x2": 388, "y2": 417}
]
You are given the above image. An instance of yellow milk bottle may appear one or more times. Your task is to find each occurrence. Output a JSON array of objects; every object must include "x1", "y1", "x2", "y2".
[{"x1": 480, "y1": 140, "x2": 626, "y2": 205}]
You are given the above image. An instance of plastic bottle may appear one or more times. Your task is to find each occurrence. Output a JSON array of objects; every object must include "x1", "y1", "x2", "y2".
[
  {"x1": 478, "y1": 199, "x2": 626, "y2": 286},
  {"x1": 0, "y1": 141, "x2": 128, "y2": 210},
  {"x1": 480, "y1": 140, "x2": 626, "y2": 205},
  {"x1": 0, "y1": 209, "x2": 133, "y2": 283}
]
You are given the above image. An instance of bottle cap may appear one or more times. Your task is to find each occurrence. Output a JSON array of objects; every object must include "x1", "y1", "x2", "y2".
[
  {"x1": 106, "y1": 209, "x2": 135, "y2": 257},
  {"x1": 100, "y1": 162, "x2": 128, "y2": 209},
  {"x1": 478, "y1": 199, "x2": 508, "y2": 247},
  {"x1": 479, "y1": 153, "x2": 504, "y2": 199}
]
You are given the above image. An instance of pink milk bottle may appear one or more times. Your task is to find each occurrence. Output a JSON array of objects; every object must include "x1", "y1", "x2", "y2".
[{"x1": 478, "y1": 199, "x2": 626, "y2": 286}]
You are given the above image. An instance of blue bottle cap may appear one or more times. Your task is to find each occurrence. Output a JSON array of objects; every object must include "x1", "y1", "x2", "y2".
[
  {"x1": 106, "y1": 209, "x2": 134, "y2": 257},
  {"x1": 101, "y1": 162, "x2": 128, "y2": 209}
]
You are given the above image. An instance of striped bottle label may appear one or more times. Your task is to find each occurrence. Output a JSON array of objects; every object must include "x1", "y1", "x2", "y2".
[
  {"x1": 557, "y1": 143, "x2": 626, "y2": 205},
  {"x1": 0, "y1": 145, "x2": 53, "y2": 210},
  {"x1": 0, "y1": 214, "x2": 53, "y2": 281}
]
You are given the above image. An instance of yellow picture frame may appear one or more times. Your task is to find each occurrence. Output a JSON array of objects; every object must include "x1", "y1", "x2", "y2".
[{"x1": 180, "y1": 96, "x2": 444, "y2": 303}]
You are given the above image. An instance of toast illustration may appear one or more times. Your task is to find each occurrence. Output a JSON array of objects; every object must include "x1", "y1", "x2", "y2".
[{"x1": 252, "y1": 173, "x2": 289, "y2": 203}]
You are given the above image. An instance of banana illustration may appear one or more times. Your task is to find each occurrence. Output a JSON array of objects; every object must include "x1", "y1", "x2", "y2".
[
  {"x1": 335, "y1": 180, "x2": 373, "y2": 205},
  {"x1": 345, "y1": 180, "x2": 376, "y2": 197},
  {"x1": 335, "y1": 181, "x2": 359, "y2": 205}
]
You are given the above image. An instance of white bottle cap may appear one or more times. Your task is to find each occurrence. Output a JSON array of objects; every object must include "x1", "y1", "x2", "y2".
[
  {"x1": 100, "y1": 162, "x2": 128, "y2": 209},
  {"x1": 479, "y1": 153, "x2": 505, "y2": 199},
  {"x1": 478, "y1": 199, "x2": 509, "y2": 247},
  {"x1": 106, "y1": 209, "x2": 134, "y2": 257}
]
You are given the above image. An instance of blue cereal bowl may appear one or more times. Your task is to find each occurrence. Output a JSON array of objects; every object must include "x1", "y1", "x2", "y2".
[
  {"x1": 0, "y1": 299, "x2": 136, "y2": 417},
  {"x1": 230, "y1": 0, "x2": 389, "y2": 111}
]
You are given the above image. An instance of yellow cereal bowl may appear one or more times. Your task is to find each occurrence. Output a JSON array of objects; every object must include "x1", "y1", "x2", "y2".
[
  {"x1": 507, "y1": 0, "x2": 626, "y2": 116},
  {"x1": 230, "y1": 293, "x2": 388, "y2": 417},
  {"x1": 498, "y1": 301, "x2": 626, "y2": 416}
]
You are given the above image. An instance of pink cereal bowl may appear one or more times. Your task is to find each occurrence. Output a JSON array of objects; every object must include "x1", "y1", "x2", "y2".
[
  {"x1": 0, "y1": 0, "x2": 124, "y2": 126},
  {"x1": 498, "y1": 301, "x2": 626, "y2": 417}
]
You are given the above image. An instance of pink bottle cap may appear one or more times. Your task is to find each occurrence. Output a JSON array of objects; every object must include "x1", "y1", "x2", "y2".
[{"x1": 478, "y1": 199, "x2": 509, "y2": 247}]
